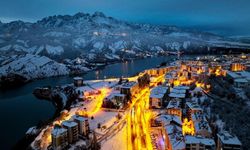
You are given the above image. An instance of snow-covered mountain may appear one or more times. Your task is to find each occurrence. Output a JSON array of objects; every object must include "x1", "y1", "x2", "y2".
[
  {"x1": 1, "y1": 11, "x2": 249, "y2": 61},
  {"x1": 1, "y1": 12, "x2": 250, "y2": 83}
]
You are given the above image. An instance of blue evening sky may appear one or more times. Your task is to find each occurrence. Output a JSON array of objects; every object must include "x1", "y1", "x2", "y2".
[{"x1": 0, "y1": 0, "x2": 250, "y2": 36}]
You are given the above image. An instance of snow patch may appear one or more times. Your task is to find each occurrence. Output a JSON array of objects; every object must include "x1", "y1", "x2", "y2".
[
  {"x1": 45, "y1": 45, "x2": 64, "y2": 55},
  {"x1": 43, "y1": 31, "x2": 71, "y2": 37},
  {"x1": 72, "y1": 38, "x2": 86, "y2": 48},
  {"x1": 93, "y1": 42, "x2": 105, "y2": 50},
  {"x1": 0, "y1": 45, "x2": 12, "y2": 51}
]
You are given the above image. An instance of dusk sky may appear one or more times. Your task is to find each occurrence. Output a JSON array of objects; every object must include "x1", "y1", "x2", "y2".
[{"x1": 0, "y1": 0, "x2": 250, "y2": 36}]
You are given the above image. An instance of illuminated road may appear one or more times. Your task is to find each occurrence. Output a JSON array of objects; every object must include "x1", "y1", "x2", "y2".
[
  {"x1": 37, "y1": 87, "x2": 111, "y2": 149},
  {"x1": 86, "y1": 88, "x2": 111, "y2": 116},
  {"x1": 77, "y1": 87, "x2": 111, "y2": 117},
  {"x1": 127, "y1": 88, "x2": 153, "y2": 150},
  {"x1": 127, "y1": 74, "x2": 165, "y2": 150},
  {"x1": 38, "y1": 73, "x2": 165, "y2": 149}
]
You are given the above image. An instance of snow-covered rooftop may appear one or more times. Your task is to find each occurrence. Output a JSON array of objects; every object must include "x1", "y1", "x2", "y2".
[
  {"x1": 169, "y1": 93, "x2": 186, "y2": 98},
  {"x1": 73, "y1": 77, "x2": 83, "y2": 80},
  {"x1": 171, "y1": 88, "x2": 186, "y2": 94},
  {"x1": 186, "y1": 102, "x2": 202, "y2": 111},
  {"x1": 167, "y1": 100, "x2": 181, "y2": 109},
  {"x1": 155, "y1": 114, "x2": 182, "y2": 126},
  {"x1": 234, "y1": 78, "x2": 248, "y2": 83},
  {"x1": 217, "y1": 131, "x2": 242, "y2": 145},
  {"x1": 72, "y1": 115, "x2": 88, "y2": 122},
  {"x1": 192, "y1": 114, "x2": 212, "y2": 133},
  {"x1": 238, "y1": 71, "x2": 250, "y2": 79},
  {"x1": 174, "y1": 86, "x2": 190, "y2": 90},
  {"x1": 62, "y1": 120, "x2": 78, "y2": 128},
  {"x1": 150, "y1": 86, "x2": 168, "y2": 99},
  {"x1": 185, "y1": 135, "x2": 215, "y2": 146},
  {"x1": 104, "y1": 90, "x2": 125, "y2": 101},
  {"x1": 165, "y1": 124, "x2": 185, "y2": 150},
  {"x1": 52, "y1": 127, "x2": 67, "y2": 138},
  {"x1": 227, "y1": 71, "x2": 241, "y2": 79},
  {"x1": 121, "y1": 81, "x2": 137, "y2": 89},
  {"x1": 165, "y1": 74, "x2": 172, "y2": 79}
]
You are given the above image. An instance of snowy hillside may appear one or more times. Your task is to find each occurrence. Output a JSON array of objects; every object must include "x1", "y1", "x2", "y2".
[
  {"x1": 0, "y1": 54, "x2": 69, "y2": 79},
  {"x1": 0, "y1": 12, "x2": 250, "y2": 81},
  {"x1": 0, "y1": 12, "x2": 249, "y2": 61}
]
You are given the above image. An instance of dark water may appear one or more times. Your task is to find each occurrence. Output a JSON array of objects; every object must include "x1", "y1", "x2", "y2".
[{"x1": 0, "y1": 56, "x2": 179, "y2": 149}]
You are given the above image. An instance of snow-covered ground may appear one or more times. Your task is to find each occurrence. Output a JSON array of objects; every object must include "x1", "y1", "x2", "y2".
[
  {"x1": 45, "y1": 45, "x2": 64, "y2": 55},
  {"x1": 0, "y1": 53, "x2": 95, "y2": 80},
  {"x1": 101, "y1": 124, "x2": 127, "y2": 150},
  {"x1": 31, "y1": 79, "x2": 121, "y2": 150},
  {"x1": 89, "y1": 110, "x2": 118, "y2": 131},
  {"x1": 0, "y1": 54, "x2": 69, "y2": 79}
]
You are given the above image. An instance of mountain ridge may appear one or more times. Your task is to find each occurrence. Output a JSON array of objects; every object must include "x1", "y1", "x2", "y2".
[
  {"x1": 1, "y1": 11, "x2": 250, "y2": 83},
  {"x1": 1, "y1": 11, "x2": 249, "y2": 61}
]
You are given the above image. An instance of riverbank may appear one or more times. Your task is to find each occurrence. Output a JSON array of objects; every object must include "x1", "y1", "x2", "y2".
[
  {"x1": 1, "y1": 46, "x2": 248, "y2": 90},
  {"x1": 0, "y1": 55, "x2": 144, "y2": 90},
  {"x1": 0, "y1": 56, "x2": 183, "y2": 149},
  {"x1": 13, "y1": 55, "x2": 181, "y2": 149}
]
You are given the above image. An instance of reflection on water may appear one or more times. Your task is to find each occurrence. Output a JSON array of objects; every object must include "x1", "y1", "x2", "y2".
[{"x1": 95, "y1": 70, "x2": 100, "y2": 80}]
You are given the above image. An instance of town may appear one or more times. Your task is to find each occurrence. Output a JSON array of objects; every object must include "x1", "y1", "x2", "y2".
[{"x1": 27, "y1": 54, "x2": 250, "y2": 150}]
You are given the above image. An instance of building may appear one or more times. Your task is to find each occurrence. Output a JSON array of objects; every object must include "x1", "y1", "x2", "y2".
[
  {"x1": 166, "y1": 100, "x2": 182, "y2": 118},
  {"x1": 62, "y1": 121, "x2": 79, "y2": 143},
  {"x1": 51, "y1": 126, "x2": 68, "y2": 150},
  {"x1": 149, "y1": 86, "x2": 169, "y2": 108},
  {"x1": 168, "y1": 86, "x2": 190, "y2": 109},
  {"x1": 237, "y1": 71, "x2": 250, "y2": 86},
  {"x1": 217, "y1": 131, "x2": 242, "y2": 150},
  {"x1": 154, "y1": 114, "x2": 182, "y2": 127},
  {"x1": 169, "y1": 86, "x2": 189, "y2": 99},
  {"x1": 153, "y1": 114, "x2": 185, "y2": 150},
  {"x1": 72, "y1": 115, "x2": 90, "y2": 137},
  {"x1": 226, "y1": 71, "x2": 241, "y2": 80},
  {"x1": 185, "y1": 135, "x2": 215, "y2": 150},
  {"x1": 230, "y1": 63, "x2": 246, "y2": 72},
  {"x1": 226, "y1": 71, "x2": 250, "y2": 88},
  {"x1": 103, "y1": 92, "x2": 126, "y2": 108},
  {"x1": 234, "y1": 78, "x2": 248, "y2": 88},
  {"x1": 120, "y1": 81, "x2": 139, "y2": 98},
  {"x1": 164, "y1": 124, "x2": 186, "y2": 150},
  {"x1": 73, "y1": 77, "x2": 84, "y2": 87},
  {"x1": 145, "y1": 66, "x2": 176, "y2": 77},
  {"x1": 174, "y1": 86, "x2": 190, "y2": 91},
  {"x1": 186, "y1": 102, "x2": 203, "y2": 120},
  {"x1": 191, "y1": 112, "x2": 212, "y2": 138}
]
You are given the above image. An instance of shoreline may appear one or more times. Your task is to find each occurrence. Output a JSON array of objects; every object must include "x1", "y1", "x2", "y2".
[
  {"x1": 6, "y1": 52, "x2": 249, "y2": 149},
  {"x1": 1, "y1": 47, "x2": 249, "y2": 90}
]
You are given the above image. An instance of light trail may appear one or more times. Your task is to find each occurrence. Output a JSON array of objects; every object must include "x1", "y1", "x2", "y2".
[
  {"x1": 86, "y1": 88, "x2": 111, "y2": 116},
  {"x1": 128, "y1": 87, "x2": 153, "y2": 150}
]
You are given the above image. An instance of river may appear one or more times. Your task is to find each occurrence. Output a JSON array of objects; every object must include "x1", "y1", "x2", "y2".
[{"x1": 0, "y1": 56, "x2": 183, "y2": 149}]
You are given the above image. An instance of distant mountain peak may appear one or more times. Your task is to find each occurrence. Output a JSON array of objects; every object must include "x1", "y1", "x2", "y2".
[
  {"x1": 73, "y1": 12, "x2": 90, "y2": 18},
  {"x1": 92, "y1": 11, "x2": 106, "y2": 18},
  {"x1": 35, "y1": 11, "x2": 112, "y2": 28},
  {"x1": 0, "y1": 11, "x2": 249, "y2": 60}
]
